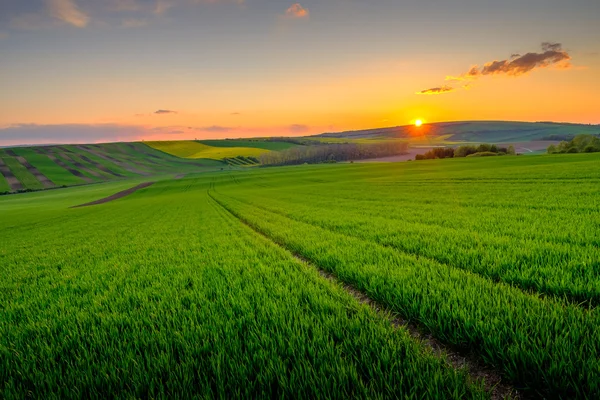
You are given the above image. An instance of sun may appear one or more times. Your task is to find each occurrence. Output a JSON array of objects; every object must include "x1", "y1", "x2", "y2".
[{"x1": 415, "y1": 119, "x2": 423, "y2": 127}]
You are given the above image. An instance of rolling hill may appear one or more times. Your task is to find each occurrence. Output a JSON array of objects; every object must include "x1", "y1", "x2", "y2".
[
  {"x1": 0, "y1": 143, "x2": 221, "y2": 194},
  {"x1": 315, "y1": 121, "x2": 600, "y2": 143}
]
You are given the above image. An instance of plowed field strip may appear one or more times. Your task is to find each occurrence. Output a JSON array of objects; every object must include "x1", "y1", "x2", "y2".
[{"x1": 0, "y1": 158, "x2": 23, "y2": 191}]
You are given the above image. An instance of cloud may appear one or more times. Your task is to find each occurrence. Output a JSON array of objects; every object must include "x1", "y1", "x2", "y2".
[
  {"x1": 0, "y1": 32, "x2": 8, "y2": 39},
  {"x1": 154, "y1": 109, "x2": 178, "y2": 114},
  {"x1": 542, "y1": 42, "x2": 563, "y2": 52},
  {"x1": 46, "y1": 0, "x2": 90, "y2": 27},
  {"x1": 416, "y1": 86, "x2": 454, "y2": 95},
  {"x1": 421, "y1": 42, "x2": 572, "y2": 95},
  {"x1": 285, "y1": 3, "x2": 309, "y2": 19},
  {"x1": 466, "y1": 43, "x2": 571, "y2": 78},
  {"x1": 289, "y1": 124, "x2": 309, "y2": 133},
  {"x1": 0, "y1": 124, "x2": 148, "y2": 146},
  {"x1": 196, "y1": 125, "x2": 235, "y2": 132},
  {"x1": 121, "y1": 18, "x2": 148, "y2": 28},
  {"x1": 154, "y1": 0, "x2": 174, "y2": 15},
  {"x1": 230, "y1": 112, "x2": 241, "y2": 116}
]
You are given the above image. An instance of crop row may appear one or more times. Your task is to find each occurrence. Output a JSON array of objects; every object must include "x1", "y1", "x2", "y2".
[
  {"x1": 221, "y1": 186, "x2": 600, "y2": 305},
  {"x1": 211, "y1": 187, "x2": 600, "y2": 398}
]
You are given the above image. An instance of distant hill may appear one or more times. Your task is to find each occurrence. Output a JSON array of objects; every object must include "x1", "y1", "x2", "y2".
[{"x1": 315, "y1": 121, "x2": 600, "y2": 143}]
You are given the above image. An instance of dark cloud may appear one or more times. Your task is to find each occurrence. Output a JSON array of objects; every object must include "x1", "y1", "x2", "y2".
[
  {"x1": 289, "y1": 124, "x2": 309, "y2": 133},
  {"x1": 0, "y1": 123, "x2": 147, "y2": 146},
  {"x1": 469, "y1": 42, "x2": 571, "y2": 77},
  {"x1": 154, "y1": 109, "x2": 177, "y2": 114},
  {"x1": 422, "y1": 42, "x2": 572, "y2": 95},
  {"x1": 542, "y1": 42, "x2": 563, "y2": 52},
  {"x1": 416, "y1": 86, "x2": 454, "y2": 95}
]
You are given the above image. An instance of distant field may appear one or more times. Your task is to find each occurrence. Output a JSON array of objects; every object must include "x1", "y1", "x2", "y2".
[
  {"x1": 2, "y1": 153, "x2": 600, "y2": 398},
  {"x1": 0, "y1": 142, "x2": 219, "y2": 194},
  {"x1": 199, "y1": 139, "x2": 298, "y2": 151},
  {"x1": 146, "y1": 140, "x2": 269, "y2": 159},
  {"x1": 317, "y1": 121, "x2": 600, "y2": 144}
]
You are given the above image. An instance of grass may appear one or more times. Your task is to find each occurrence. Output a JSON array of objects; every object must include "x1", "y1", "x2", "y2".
[
  {"x1": 145, "y1": 140, "x2": 269, "y2": 160},
  {"x1": 0, "y1": 174, "x2": 9, "y2": 193},
  {"x1": 2, "y1": 152, "x2": 600, "y2": 397},
  {"x1": 209, "y1": 153, "x2": 600, "y2": 398},
  {"x1": 0, "y1": 176, "x2": 484, "y2": 399}
]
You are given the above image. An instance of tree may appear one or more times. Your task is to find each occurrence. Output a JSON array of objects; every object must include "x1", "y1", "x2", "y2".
[{"x1": 507, "y1": 145, "x2": 516, "y2": 155}]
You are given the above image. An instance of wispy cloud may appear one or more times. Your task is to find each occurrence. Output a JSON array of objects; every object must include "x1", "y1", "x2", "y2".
[
  {"x1": 46, "y1": 0, "x2": 90, "y2": 28},
  {"x1": 416, "y1": 86, "x2": 454, "y2": 95},
  {"x1": 154, "y1": 109, "x2": 178, "y2": 115},
  {"x1": 154, "y1": 0, "x2": 174, "y2": 15},
  {"x1": 0, "y1": 32, "x2": 8, "y2": 40},
  {"x1": 196, "y1": 125, "x2": 235, "y2": 132},
  {"x1": 422, "y1": 42, "x2": 573, "y2": 95},
  {"x1": 289, "y1": 124, "x2": 309, "y2": 133},
  {"x1": 285, "y1": 3, "x2": 309, "y2": 19}
]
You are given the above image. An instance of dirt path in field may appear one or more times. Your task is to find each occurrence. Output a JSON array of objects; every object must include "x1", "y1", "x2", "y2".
[
  {"x1": 174, "y1": 174, "x2": 186, "y2": 179},
  {"x1": 0, "y1": 157, "x2": 23, "y2": 191},
  {"x1": 76, "y1": 146, "x2": 152, "y2": 176},
  {"x1": 208, "y1": 191, "x2": 523, "y2": 400},
  {"x1": 71, "y1": 182, "x2": 155, "y2": 208},
  {"x1": 4, "y1": 149, "x2": 55, "y2": 188}
]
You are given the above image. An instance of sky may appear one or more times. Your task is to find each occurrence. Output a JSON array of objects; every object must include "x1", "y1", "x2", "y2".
[{"x1": 0, "y1": 0, "x2": 599, "y2": 145}]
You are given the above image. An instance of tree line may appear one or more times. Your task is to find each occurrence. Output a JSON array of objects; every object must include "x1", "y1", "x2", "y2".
[
  {"x1": 415, "y1": 144, "x2": 516, "y2": 160},
  {"x1": 547, "y1": 134, "x2": 600, "y2": 154},
  {"x1": 260, "y1": 142, "x2": 409, "y2": 166}
]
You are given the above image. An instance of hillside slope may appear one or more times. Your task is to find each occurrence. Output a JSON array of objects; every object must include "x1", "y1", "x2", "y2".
[
  {"x1": 317, "y1": 121, "x2": 600, "y2": 143},
  {"x1": 0, "y1": 143, "x2": 220, "y2": 194}
]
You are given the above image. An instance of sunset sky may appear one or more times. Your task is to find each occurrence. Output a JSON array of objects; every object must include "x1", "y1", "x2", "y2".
[{"x1": 1, "y1": 0, "x2": 599, "y2": 145}]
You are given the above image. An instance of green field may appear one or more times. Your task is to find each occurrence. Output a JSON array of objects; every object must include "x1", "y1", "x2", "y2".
[
  {"x1": 199, "y1": 139, "x2": 298, "y2": 151},
  {"x1": 146, "y1": 140, "x2": 270, "y2": 160},
  {"x1": 0, "y1": 143, "x2": 220, "y2": 194},
  {"x1": 2, "y1": 153, "x2": 600, "y2": 398}
]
